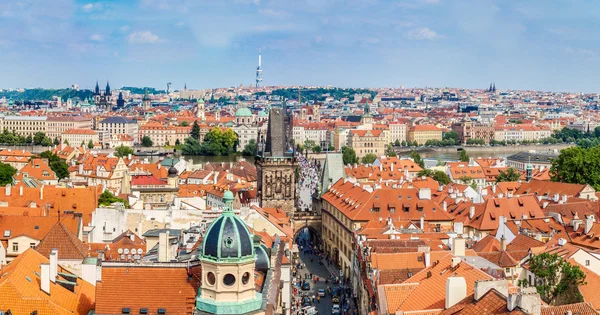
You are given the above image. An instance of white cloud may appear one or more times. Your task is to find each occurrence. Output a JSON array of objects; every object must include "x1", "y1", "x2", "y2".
[
  {"x1": 407, "y1": 27, "x2": 440, "y2": 40},
  {"x1": 127, "y1": 31, "x2": 160, "y2": 44},
  {"x1": 119, "y1": 25, "x2": 130, "y2": 32},
  {"x1": 258, "y1": 9, "x2": 288, "y2": 18},
  {"x1": 82, "y1": 3, "x2": 101, "y2": 12},
  {"x1": 89, "y1": 34, "x2": 104, "y2": 41}
]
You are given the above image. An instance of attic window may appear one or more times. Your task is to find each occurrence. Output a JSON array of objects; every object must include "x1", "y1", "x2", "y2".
[
  {"x1": 517, "y1": 199, "x2": 524, "y2": 207},
  {"x1": 140, "y1": 308, "x2": 148, "y2": 315},
  {"x1": 34, "y1": 226, "x2": 39, "y2": 230},
  {"x1": 3, "y1": 230, "x2": 10, "y2": 237},
  {"x1": 122, "y1": 308, "x2": 131, "y2": 315}
]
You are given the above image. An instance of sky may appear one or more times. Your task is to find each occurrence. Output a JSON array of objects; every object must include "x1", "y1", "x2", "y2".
[{"x1": 0, "y1": 0, "x2": 599, "y2": 92}]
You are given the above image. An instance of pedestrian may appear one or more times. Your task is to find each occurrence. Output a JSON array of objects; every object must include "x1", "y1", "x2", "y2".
[{"x1": 317, "y1": 296, "x2": 320, "y2": 304}]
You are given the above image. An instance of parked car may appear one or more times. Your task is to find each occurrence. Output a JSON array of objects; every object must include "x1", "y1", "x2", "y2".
[
  {"x1": 301, "y1": 282, "x2": 311, "y2": 291},
  {"x1": 332, "y1": 304, "x2": 341, "y2": 314},
  {"x1": 332, "y1": 296, "x2": 340, "y2": 304},
  {"x1": 318, "y1": 289, "x2": 325, "y2": 297},
  {"x1": 302, "y1": 306, "x2": 318, "y2": 315}
]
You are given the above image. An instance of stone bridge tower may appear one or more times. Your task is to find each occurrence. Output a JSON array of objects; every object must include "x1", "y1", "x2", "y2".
[{"x1": 255, "y1": 104, "x2": 296, "y2": 214}]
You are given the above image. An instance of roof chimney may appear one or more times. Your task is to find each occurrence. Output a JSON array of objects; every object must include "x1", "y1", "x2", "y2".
[
  {"x1": 158, "y1": 231, "x2": 169, "y2": 262},
  {"x1": 82, "y1": 257, "x2": 99, "y2": 286},
  {"x1": 40, "y1": 185, "x2": 45, "y2": 200},
  {"x1": 443, "y1": 200, "x2": 447, "y2": 211},
  {"x1": 41, "y1": 263, "x2": 51, "y2": 295},
  {"x1": 420, "y1": 216, "x2": 425, "y2": 230},
  {"x1": 469, "y1": 206, "x2": 475, "y2": 219},
  {"x1": 452, "y1": 238, "x2": 465, "y2": 257},
  {"x1": 419, "y1": 188, "x2": 431, "y2": 200},
  {"x1": 49, "y1": 249, "x2": 58, "y2": 283},
  {"x1": 4, "y1": 184, "x2": 10, "y2": 196},
  {"x1": 424, "y1": 252, "x2": 431, "y2": 268},
  {"x1": 585, "y1": 217, "x2": 594, "y2": 234},
  {"x1": 500, "y1": 235, "x2": 507, "y2": 251},
  {"x1": 19, "y1": 185, "x2": 23, "y2": 196},
  {"x1": 445, "y1": 277, "x2": 467, "y2": 309},
  {"x1": 507, "y1": 287, "x2": 541, "y2": 315}
]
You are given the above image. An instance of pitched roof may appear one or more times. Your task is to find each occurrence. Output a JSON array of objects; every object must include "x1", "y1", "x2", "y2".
[
  {"x1": 472, "y1": 235, "x2": 501, "y2": 252},
  {"x1": 440, "y1": 289, "x2": 527, "y2": 315},
  {"x1": 0, "y1": 248, "x2": 95, "y2": 315},
  {"x1": 383, "y1": 254, "x2": 493, "y2": 312},
  {"x1": 540, "y1": 302, "x2": 599, "y2": 315},
  {"x1": 35, "y1": 221, "x2": 88, "y2": 260},
  {"x1": 95, "y1": 266, "x2": 199, "y2": 314}
]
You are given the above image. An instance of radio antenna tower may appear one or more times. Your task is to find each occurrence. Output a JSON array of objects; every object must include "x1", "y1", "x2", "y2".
[{"x1": 256, "y1": 49, "x2": 263, "y2": 88}]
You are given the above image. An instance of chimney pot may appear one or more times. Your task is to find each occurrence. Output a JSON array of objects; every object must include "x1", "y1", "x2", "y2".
[{"x1": 41, "y1": 263, "x2": 51, "y2": 295}]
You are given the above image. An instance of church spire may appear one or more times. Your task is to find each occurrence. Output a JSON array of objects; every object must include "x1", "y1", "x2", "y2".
[
  {"x1": 105, "y1": 81, "x2": 111, "y2": 96},
  {"x1": 94, "y1": 81, "x2": 100, "y2": 95}
]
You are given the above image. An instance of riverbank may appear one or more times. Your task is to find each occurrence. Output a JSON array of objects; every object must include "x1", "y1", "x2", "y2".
[{"x1": 396, "y1": 143, "x2": 574, "y2": 155}]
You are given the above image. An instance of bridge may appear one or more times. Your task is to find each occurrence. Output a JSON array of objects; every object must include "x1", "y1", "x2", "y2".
[{"x1": 292, "y1": 212, "x2": 322, "y2": 243}]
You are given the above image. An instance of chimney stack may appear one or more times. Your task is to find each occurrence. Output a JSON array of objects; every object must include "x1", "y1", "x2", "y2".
[
  {"x1": 443, "y1": 201, "x2": 447, "y2": 211},
  {"x1": 474, "y1": 279, "x2": 508, "y2": 301},
  {"x1": 507, "y1": 287, "x2": 541, "y2": 315},
  {"x1": 500, "y1": 235, "x2": 507, "y2": 251},
  {"x1": 424, "y1": 251, "x2": 431, "y2": 268},
  {"x1": 445, "y1": 277, "x2": 467, "y2": 309},
  {"x1": 81, "y1": 257, "x2": 99, "y2": 286},
  {"x1": 19, "y1": 185, "x2": 23, "y2": 196},
  {"x1": 585, "y1": 217, "x2": 594, "y2": 234},
  {"x1": 158, "y1": 231, "x2": 169, "y2": 262},
  {"x1": 452, "y1": 238, "x2": 465, "y2": 257},
  {"x1": 49, "y1": 249, "x2": 58, "y2": 283},
  {"x1": 420, "y1": 216, "x2": 425, "y2": 230},
  {"x1": 41, "y1": 263, "x2": 51, "y2": 295},
  {"x1": 5, "y1": 184, "x2": 10, "y2": 196},
  {"x1": 40, "y1": 185, "x2": 45, "y2": 200},
  {"x1": 469, "y1": 206, "x2": 475, "y2": 219}
]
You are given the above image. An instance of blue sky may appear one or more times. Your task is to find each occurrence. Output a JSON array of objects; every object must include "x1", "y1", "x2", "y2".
[{"x1": 0, "y1": 0, "x2": 598, "y2": 92}]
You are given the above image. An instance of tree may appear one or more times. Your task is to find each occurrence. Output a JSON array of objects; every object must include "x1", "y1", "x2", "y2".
[
  {"x1": 141, "y1": 136, "x2": 153, "y2": 147},
  {"x1": 417, "y1": 169, "x2": 451, "y2": 185},
  {"x1": 459, "y1": 149, "x2": 469, "y2": 162},
  {"x1": 53, "y1": 138, "x2": 60, "y2": 146},
  {"x1": 33, "y1": 132, "x2": 46, "y2": 145},
  {"x1": 327, "y1": 145, "x2": 335, "y2": 151},
  {"x1": 222, "y1": 128, "x2": 238, "y2": 152},
  {"x1": 180, "y1": 121, "x2": 189, "y2": 127},
  {"x1": 496, "y1": 167, "x2": 522, "y2": 182},
  {"x1": 550, "y1": 146, "x2": 600, "y2": 190},
  {"x1": 302, "y1": 140, "x2": 316, "y2": 153},
  {"x1": 313, "y1": 145, "x2": 322, "y2": 153},
  {"x1": 410, "y1": 150, "x2": 424, "y2": 168},
  {"x1": 25, "y1": 135, "x2": 32, "y2": 144},
  {"x1": 526, "y1": 253, "x2": 586, "y2": 305},
  {"x1": 38, "y1": 151, "x2": 69, "y2": 179},
  {"x1": 242, "y1": 139, "x2": 257, "y2": 156},
  {"x1": 41, "y1": 137, "x2": 53, "y2": 146},
  {"x1": 114, "y1": 145, "x2": 134, "y2": 158},
  {"x1": 88, "y1": 140, "x2": 94, "y2": 149},
  {"x1": 385, "y1": 144, "x2": 396, "y2": 157},
  {"x1": 191, "y1": 121, "x2": 201, "y2": 140},
  {"x1": 443, "y1": 130, "x2": 459, "y2": 145},
  {"x1": 341, "y1": 146, "x2": 359, "y2": 165},
  {"x1": 181, "y1": 137, "x2": 203, "y2": 155},
  {"x1": 175, "y1": 139, "x2": 181, "y2": 146},
  {"x1": 361, "y1": 153, "x2": 377, "y2": 164},
  {"x1": 394, "y1": 139, "x2": 401, "y2": 146},
  {"x1": 63, "y1": 139, "x2": 69, "y2": 146},
  {"x1": 401, "y1": 140, "x2": 407, "y2": 147},
  {"x1": 0, "y1": 162, "x2": 17, "y2": 186},
  {"x1": 98, "y1": 190, "x2": 130, "y2": 208}
]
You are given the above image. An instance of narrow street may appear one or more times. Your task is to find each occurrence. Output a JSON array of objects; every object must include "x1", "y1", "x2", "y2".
[
  {"x1": 292, "y1": 231, "x2": 356, "y2": 315},
  {"x1": 297, "y1": 155, "x2": 319, "y2": 213}
]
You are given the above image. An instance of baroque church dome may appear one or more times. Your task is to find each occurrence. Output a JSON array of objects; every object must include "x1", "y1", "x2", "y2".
[{"x1": 201, "y1": 190, "x2": 254, "y2": 261}]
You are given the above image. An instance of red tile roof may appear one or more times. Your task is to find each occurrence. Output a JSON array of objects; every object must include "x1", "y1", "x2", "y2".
[
  {"x1": 95, "y1": 266, "x2": 199, "y2": 314},
  {"x1": 35, "y1": 221, "x2": 88, "y2": 260}
]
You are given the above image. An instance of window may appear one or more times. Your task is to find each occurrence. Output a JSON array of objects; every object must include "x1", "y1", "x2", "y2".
[
  {"x1": 12, "y1": 243, "x2": 18, "y2": 252},
  {"x1": 242, "y1": 272, "x2": 250, "y2": 285},
  {"x1": 206, "y1": 272, "x2": 216, "y2": 285},
  {"x1": 586, "y1": 260, "x2": 590, "y2": 266},
  {"x1": 223, "y1": 274, "x2": 236, "y2": 286},
  {"x1": 30, "y1": 243, "x2": 36, "y2": 248}
]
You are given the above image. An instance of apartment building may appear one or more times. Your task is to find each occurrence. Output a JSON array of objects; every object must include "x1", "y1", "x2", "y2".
[
  {"x1": 389, "y1": 122, "x2": 407, "y2": 144},
  {"x1": 408, "y1": 125, "x2": 442, "y2": 145},
  {"x1": 347, "y1": 129, "x2": 389, "y2": 158},
  {"x1": 292, "y1": 122, "x2": 331, "y2": 148},
  {"x1": 98, "y1": 117, "x2": 138, "y2": 141},
  {"x1": 46, "y1": 117, "x2": 93, "y2": 139},
  {"x1": 61, "y1": 129, "x2": 99, "y2": 146},
  {"x1": 452, "y1": 121, "x2": 495, "y2": 144}
]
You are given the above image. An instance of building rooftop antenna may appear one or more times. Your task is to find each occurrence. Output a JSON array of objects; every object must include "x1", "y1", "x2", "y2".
[{"x1": 255, "y1": 49, "x2": 263, "y2": 88}]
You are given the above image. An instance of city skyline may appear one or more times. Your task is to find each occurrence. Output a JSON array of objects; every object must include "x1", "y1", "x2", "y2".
[{"x1": 0, "y1": 0, "x2": 599, "y2": 92}]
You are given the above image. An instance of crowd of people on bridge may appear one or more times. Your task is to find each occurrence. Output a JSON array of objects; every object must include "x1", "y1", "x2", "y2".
[
  {"x1": 296, "y1": 155, "x2": 320, "y2": 213},
  {"x1": 290, "y1": 234, "x2": 357, "y2": 315}
]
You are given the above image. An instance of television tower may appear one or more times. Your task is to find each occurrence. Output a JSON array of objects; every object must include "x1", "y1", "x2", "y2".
[{"x1": 256, "y1": 49, "x2": 263, "y2": 88}]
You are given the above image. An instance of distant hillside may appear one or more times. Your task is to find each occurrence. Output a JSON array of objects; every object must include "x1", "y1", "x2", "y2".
[
  {"x1": 121, "y1": 87, "x2": 166, "y2": 95},
  {"x1": 0, "y1": 88, "x2": 94, "y2": 101},
  {"x1": 256, "y1": 87, "x2": 376, "y2": 102}
]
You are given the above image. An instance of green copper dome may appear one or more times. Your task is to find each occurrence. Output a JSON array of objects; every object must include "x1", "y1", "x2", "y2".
[
  {"x1": 258, "y1": 110, "x2": 268, "y2": 117},
  {"x1": 201, "y1": 190, "x2": 254, "y2": 262},
  {"x1": 235, "y1": 107, "x2": 252, "y2": 117}
]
